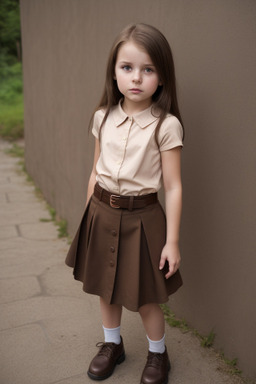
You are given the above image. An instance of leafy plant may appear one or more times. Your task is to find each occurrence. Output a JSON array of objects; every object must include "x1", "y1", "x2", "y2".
[
  {"x1": 0, "y1": 0, "x2": 21, "y2": 61},
  {"x1": 0, "y1": 1, "x2": 24, "y2": 141},
  {"x1": 57, "y1": 219, "x2": 68, "y2": 238},
  {"x1": 201, "y1": 330, "x2": 215, "y2": 348},
  {"x1": 0, "y1": 61, "x2": 24, "y2": 140}
]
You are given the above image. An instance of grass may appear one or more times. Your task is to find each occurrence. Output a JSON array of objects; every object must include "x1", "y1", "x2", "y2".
[
  {"x1": 161, "y1": 303, "x2": 189, "y2": 333},
  {"x1": 40, "y1": 208, "x2": 68, "y2": 238},
  {"x1": 0, "y1": 96, "x2": 24, "y2": 140},
  {"x1": 200, "y1": 330, "x2": 215, "y2": 348},
  {"x1": 0, "y1": 59, "x2": 24, "y2": 141},
  {"x1": 5, "y1": 142, "x2": 24, "y2": 158},
  {"x1": 5, "y1": 142, "x2": 70, "y2": 241},
  {"x1": 219, "y1": 354, "x2": 242, "y2": 376},
  {"x1": 160, "y1": 303, "x2": 248, "y2": 381}
]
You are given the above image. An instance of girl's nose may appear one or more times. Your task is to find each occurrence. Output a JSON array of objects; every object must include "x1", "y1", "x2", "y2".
[{"x1": 133, "y1": 70, "x2": 142, "y2": 83}]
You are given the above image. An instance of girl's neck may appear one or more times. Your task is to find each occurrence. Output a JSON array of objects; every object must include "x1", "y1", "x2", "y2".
[{"x1": 122, "y1": 98, "x2": 152, "y2": 116}]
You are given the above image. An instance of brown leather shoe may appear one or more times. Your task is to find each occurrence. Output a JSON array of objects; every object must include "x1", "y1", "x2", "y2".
[
  {"x1": 87, "y1": 336, "x2": 125, "y2": 380},
  {"x1": 140, "y1": 348, "x2": 171, "y2": 384}
]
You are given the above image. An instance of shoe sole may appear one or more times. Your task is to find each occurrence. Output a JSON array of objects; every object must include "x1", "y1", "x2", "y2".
[{"x1": 87, "y1": 352, "x2": 125, "y2": 381}]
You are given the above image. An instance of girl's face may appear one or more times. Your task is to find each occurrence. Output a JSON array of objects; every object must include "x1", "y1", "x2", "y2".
[{"x1": 114, "y1": 41, "x2": 161, "y2": 113}]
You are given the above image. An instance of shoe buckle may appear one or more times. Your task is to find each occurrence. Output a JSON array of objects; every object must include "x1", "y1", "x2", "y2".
[{"x1": 110, "y1": 194, "x2": 121, "y2": 209}]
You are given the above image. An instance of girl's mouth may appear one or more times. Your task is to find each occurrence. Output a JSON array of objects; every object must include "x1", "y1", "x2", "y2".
[{"x1": 130, "y1": 88, "x2": 142, "y2": 94}]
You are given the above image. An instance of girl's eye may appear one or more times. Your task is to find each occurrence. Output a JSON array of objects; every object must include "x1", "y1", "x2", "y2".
[
  {"x1": 145, "y1": 67, "x2": 153, "y2": 73},
  {"x1": 122, "y1": 65, "x2": 132, "y2": 71}
]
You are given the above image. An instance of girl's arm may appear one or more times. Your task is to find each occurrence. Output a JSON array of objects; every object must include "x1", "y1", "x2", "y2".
[
  {"x1": 86, "y1": 138, "x2": 100, "y2": 205},
  {"x1": 159, "y1": 147, "x2": 182, "y2": 279}
]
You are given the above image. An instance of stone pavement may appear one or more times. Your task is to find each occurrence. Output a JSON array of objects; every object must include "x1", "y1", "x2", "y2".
[{"x1": 0, "y1": 139, "x2": 248, "y2": 384}]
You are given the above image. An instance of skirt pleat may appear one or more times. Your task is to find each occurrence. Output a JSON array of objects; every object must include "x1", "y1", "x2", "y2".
[{"x1": 65, "y1": 194, "x2": 182, "y2": 312}]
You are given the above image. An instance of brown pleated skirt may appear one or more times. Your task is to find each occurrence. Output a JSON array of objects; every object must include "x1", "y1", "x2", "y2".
[{"x1": 65, "y1": 194, "x2": 183, "y2": 312}]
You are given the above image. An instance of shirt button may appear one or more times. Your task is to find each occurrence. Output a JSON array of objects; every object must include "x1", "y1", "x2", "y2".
[
  {"x1": 111, "y1": 230, "x2": 117, "y2": 237},
  {"x1": 129, "y1": 117, "x2": 132, "y2": 121},
  {"x1": 110, "y1": 246, "x2": 115, "y2": 253}
]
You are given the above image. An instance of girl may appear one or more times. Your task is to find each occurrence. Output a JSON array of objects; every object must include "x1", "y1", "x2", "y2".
[{"x1": 66, "y1": 23, "x2": 184, "y2": 384}]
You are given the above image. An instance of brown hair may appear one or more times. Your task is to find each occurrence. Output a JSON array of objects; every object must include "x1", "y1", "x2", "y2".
[{"x1": 91, "y1": 23, "x2": 184, "y2": 140}]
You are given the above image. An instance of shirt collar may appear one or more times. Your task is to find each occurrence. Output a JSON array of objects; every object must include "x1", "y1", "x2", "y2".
[{"x1": 112, "y1": 100, "x2": 160, "y2": 129}]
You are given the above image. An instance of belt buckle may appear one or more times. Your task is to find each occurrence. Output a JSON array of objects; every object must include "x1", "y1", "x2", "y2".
[{"x1": 110, "y1": 194, "x2": 120, "y2": 209}]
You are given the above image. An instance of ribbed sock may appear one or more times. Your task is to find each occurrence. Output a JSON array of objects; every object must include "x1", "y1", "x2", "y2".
[
  {"x1": 103, "y1": 325, "x2": 121, "y2": 344},
  {"x1": 147, "y1": 334, "x2": 166, "y2": 354}
]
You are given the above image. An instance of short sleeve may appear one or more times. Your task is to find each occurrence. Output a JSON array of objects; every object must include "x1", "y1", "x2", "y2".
[
  {"x1": 157, "y1": 115, "x2": 184, "y2": 152},
  {"x1": 92, "y1": 109, "x2": 105, "y2": 139}
]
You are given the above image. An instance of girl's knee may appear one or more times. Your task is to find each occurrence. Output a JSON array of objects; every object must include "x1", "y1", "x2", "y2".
[{"x1": 139, "y1": 303, "x2": 160, "y2": 317}]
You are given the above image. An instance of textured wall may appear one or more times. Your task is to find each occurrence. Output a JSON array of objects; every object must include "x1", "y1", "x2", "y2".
[{"x1": 20, "y1": 0, "x2": 256, "y2": 378}]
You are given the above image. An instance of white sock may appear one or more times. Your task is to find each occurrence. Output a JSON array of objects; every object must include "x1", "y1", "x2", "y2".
[
  {"x1": 103, "y1": 325, "x2": 121, "y2": 344},
  {"x1": 147, "y1": 334, "x2": 166, "y2": 354}
]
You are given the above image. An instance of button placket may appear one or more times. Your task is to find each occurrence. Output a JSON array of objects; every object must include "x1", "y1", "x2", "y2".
[
  {"x1": 115, "y1": 122, "x2": 132, "y2": 185},
  {"x1": 104, "y1": 216, "x2": 120, "y2": 302},
  {"x1": 109, "y1": 227, "x2": 118, "y2": 269}
]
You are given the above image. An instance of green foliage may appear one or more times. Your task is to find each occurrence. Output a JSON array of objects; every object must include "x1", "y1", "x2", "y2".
[
  {"x1": 47, "y1": 205, "x2": 57, "y2": 222},
  {"x1": 161, "y1": 303, "x2": 245, "y2": 379},
  {"x1": 200, "y1": 330, "x2": 215, "y2": 348},
  {"x1": 57, "y1": 219, "x2": 69, "y2": 238},
  {"x1": 0, "y1": 60, "x2": 24, "y2": 140},
  {"x1": 0, "y1": 99, "x2": 24, "y2": 140},
  {"x1": 0, "y1": 1, "x2": 23, "y2": 140},
  {"x1": 0, "y1": 61, "x2": 23, "y2": 99},
  {"x1": 5, "y1": 142, "x2": 24, "y2": 157},
  {"x1": 160, "y1": 304, "x2": 189, "y2": 332},
  {"x1": 0, "y1": 0, "x2": 21, "y2": 60},
  {"x1": 219, "y1": 354, "x2": 242, "y2": 376}
]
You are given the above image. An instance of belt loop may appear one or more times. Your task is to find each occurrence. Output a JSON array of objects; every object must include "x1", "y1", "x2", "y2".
[
  {"x1": 96, "y1": 183, "x2": 103, "y2": 201},
  {"x1": 128, "y1": 196, "x2": 134, "y2": 211}
]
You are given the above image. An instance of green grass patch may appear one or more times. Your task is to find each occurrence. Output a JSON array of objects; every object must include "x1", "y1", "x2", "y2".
[
  {"x1": 200, "y1": 330, "x2": 215, "y2": 348},
  {"x1": 160, "y1": 304, "x2": 189, "y2": 332},
  {"x1": 162, "y1": 303, "x2": 216, "y2": 349},
  {"x1": 0, "y1": 60, "x2": 24, "y2": 140},
  {"x1": 57, "y1": 218, "x2": 69, "y2": 238},
  {"x1": 5, "y1": 142, "x2": 24, "y2": 158},
  {"x1": 160, "y1": 303, "x2": 247, "y2": 380},
  {"x1": 40, "y1": 209, "x2": 68, "y2": 238},
  {"x1": 219, "y1": 354, "x2": 242, "y2": 376},
  {"x1": 0, "y1": 97, "x2": 24, "y2": 140},
  {"x1": 6, "y1": 142, "x2": 70, "y2": 242}
]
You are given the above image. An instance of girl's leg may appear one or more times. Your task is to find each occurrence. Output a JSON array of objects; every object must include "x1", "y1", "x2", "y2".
[
  {"x1": 100, "y1": 297, "x2": 123, "y2": 344},
  {"x1": 139, "y1": 303, "x2": 170, "y2": 384},
  {"x1": 100, "y1": 297, "x2": 122, "y2": 328},
  {"x1": 87, "y1": 298, "x2": 125, "y2": 380},
  {"x1": 139, "y1": 303, "x2": 165, "y2": 341}
]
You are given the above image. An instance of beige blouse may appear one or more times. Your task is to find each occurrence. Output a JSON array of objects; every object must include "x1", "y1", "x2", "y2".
[{"x1": 92, "y1": 102, "x2": 183, "y2": 196}]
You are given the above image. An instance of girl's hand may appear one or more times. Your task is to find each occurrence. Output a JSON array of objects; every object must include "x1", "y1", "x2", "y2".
[{"x1": 159, "y1": 242, "x2": 181, "y2": 279}]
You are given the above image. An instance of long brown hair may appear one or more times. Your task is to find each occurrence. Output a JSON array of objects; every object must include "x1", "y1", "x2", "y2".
[{"x1": 90, "y1": 23, "x2": 184, "y2": 140}]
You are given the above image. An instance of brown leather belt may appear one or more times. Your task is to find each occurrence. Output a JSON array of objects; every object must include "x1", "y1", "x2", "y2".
[{"x1": 94, "y1": 183, "x2": 158, "y2": 211}]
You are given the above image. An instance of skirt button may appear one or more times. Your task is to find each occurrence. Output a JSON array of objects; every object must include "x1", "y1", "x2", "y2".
[
  {"x1": 110, "y1": 246, "x2": 115, "y2": 253},
  {"x1": 111, "y1": 230, "x2": 117, "y2": 237}
]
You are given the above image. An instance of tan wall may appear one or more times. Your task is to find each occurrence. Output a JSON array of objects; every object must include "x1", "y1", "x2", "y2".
[{"x1": 20, "y1": 0, "x2": 256, "y2": 379}]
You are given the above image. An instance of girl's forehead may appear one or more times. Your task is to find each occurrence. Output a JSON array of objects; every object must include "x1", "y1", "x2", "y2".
[{"x1": 116, "y1": 41, "x2": 153, "y2": 63}]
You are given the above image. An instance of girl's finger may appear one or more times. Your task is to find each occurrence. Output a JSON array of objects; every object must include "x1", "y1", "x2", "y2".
[
  {"x1": 159, "y1": 255, "x2": 166, "y2": 270},
  {"x1": 165, "y1": 263, "x2": 177, "y2": 279}
]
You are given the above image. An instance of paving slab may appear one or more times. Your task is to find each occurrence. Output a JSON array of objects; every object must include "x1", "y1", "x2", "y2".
[{"x1": 0, "y1": 139, "x2": 251, "y2": 384}]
